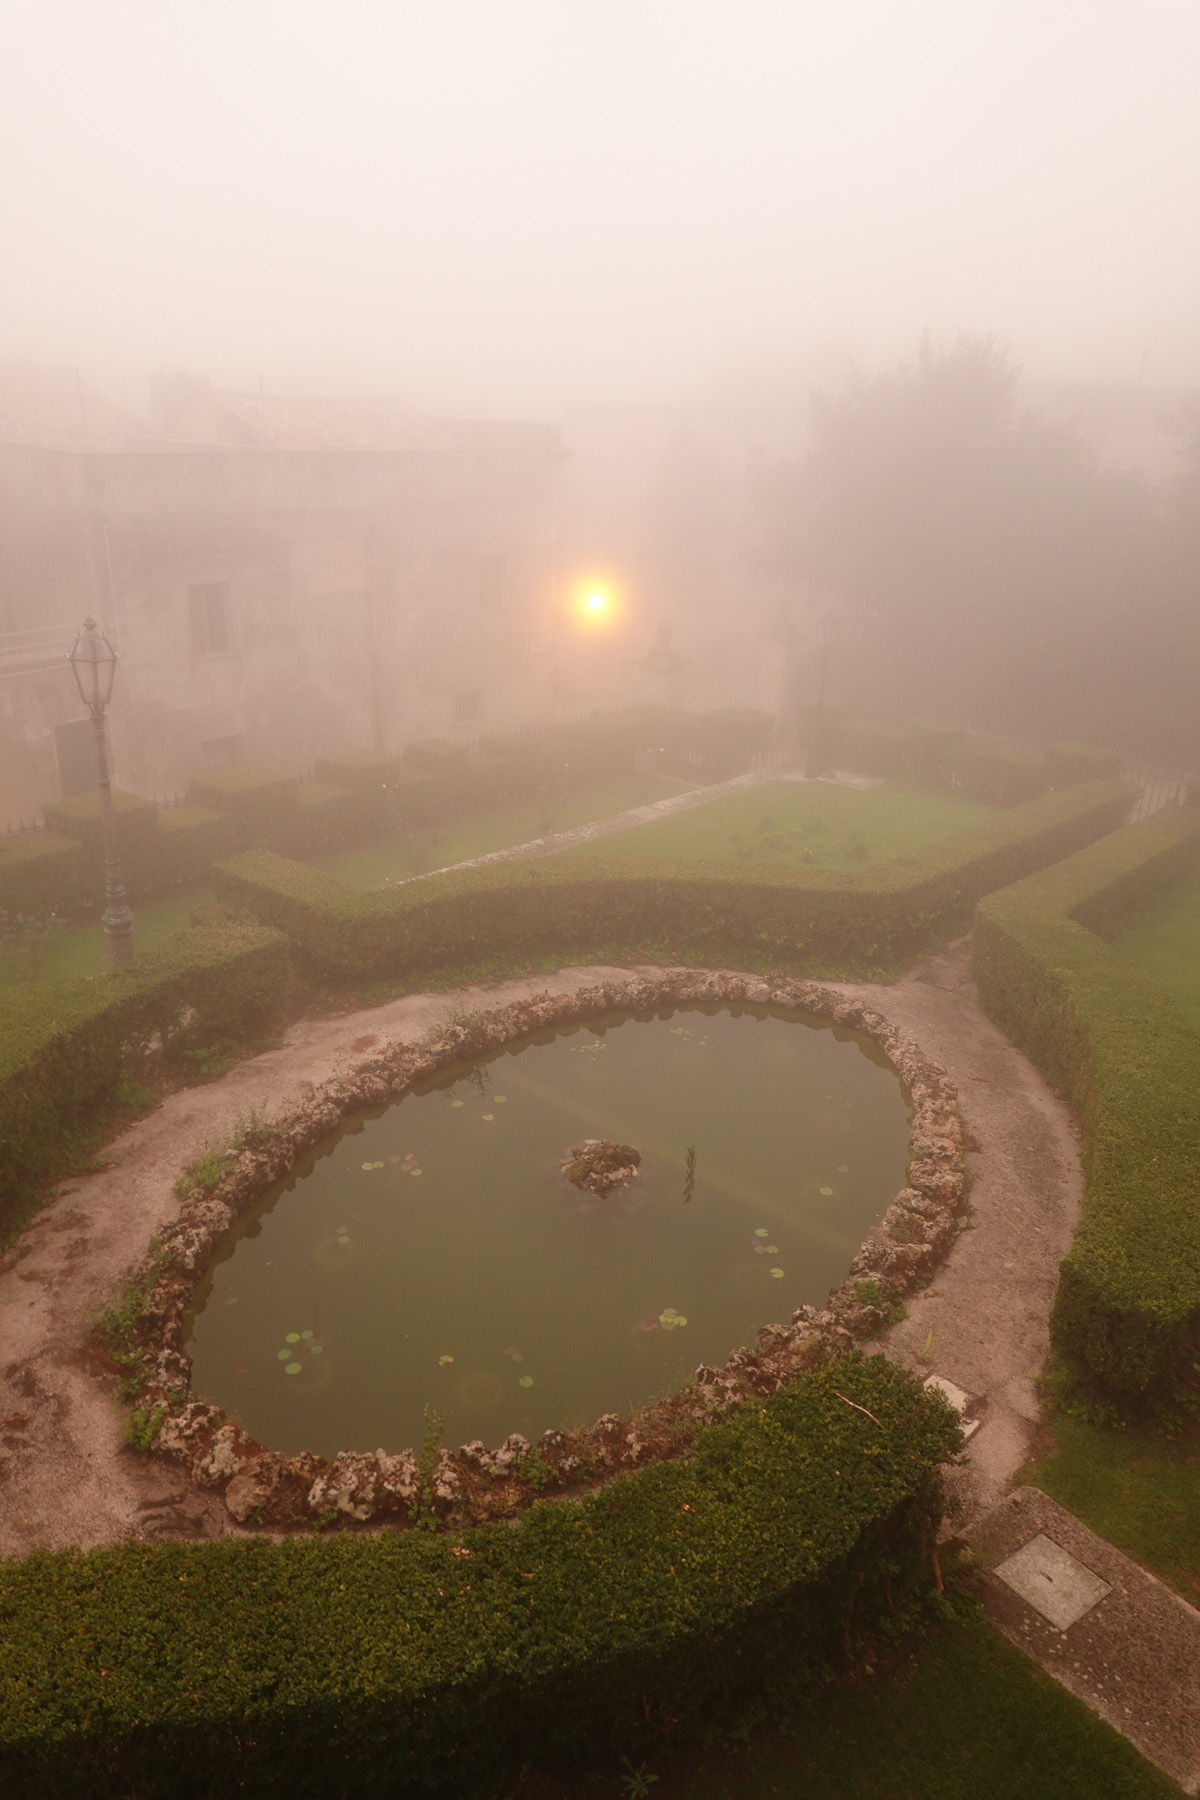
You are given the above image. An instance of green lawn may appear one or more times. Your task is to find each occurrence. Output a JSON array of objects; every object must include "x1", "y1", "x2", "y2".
[
  {"x1": 531, "y1": 1613, "x2": 1174, "y2": 1800},
  {"x1": 1025, "y1": 1410, "x2": 1200, "y2": 1610},
  {"x1": 1106, "y1": 872, "x2": 1200, "y2": 1032},
  {"x1": 0, "y1": 882, "x2": 213, "y2": 992},
  {"x1": 308, "y1": 772, "x2": 692, "y2": 888},
  {"x1": 550, "y1": 779, "x2": 998, "y2": 875}
]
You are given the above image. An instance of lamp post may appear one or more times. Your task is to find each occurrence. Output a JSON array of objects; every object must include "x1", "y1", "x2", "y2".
[{"x1": 68, "y1": 618, "x2": 133, "y2": 967}]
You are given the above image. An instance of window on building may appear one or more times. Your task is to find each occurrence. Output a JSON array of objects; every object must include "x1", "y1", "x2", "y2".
[
  {"x1": 188, "y1": 582, "x2": 230, "y2": 656},
  {"x1": 454, "y1": 689, "x2": 484, "y2": 723}
]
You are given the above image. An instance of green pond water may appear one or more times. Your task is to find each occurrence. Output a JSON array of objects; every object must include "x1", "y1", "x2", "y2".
[{"x1": 187, "y1": 1006, "x2": 911, "y2": 1458}]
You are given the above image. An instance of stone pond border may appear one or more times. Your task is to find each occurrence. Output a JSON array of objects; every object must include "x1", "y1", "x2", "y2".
[{"x1": 120, "y1": 967, "x2": 967, "y2": 1530}]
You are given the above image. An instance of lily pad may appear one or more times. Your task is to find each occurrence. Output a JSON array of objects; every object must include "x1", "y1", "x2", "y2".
[
  {"x1": 438, "y1": 1354, "x2": 455, "y2": 1366},
  {"x1": 276, "y1": 1349, "x2": 291, "y2": 1360},
  {"x1": 451, "y1": 1099, "x2": 464, "y2": 1108},
  {"x1": 482, "y1": 1114, "x2": 495, "y2": 1122},
  {"x1": 224, "y1": 1296, "x2": 238, "y2": 1306},
  {"x1": 310, "y1": 1344, "x2": 324, "y2": 1355},
  {"x1": 770, "y1": 1268, "x2": 785, "y2": 1278},
  {"x1": 301, "y1": 1330, "x2": 313, "y2": 1340},
  {"x1": 285, "y1": 1332, "x2": 300, "y2": 1344},
  {"x1": 674, "y1": 1315, "x2": 688, "y2": 1328},
  {"x1": 819, "y1": 1186, "x2": 834, "y2": 1196},
  {"x1": 755, "y1": 1228, "x2": 769, "y2": 1238},
  {"x1": 285, "y1": 1362, "x2": 302, "y2": 1375},
  {"x1": 837, "y1": 1165, "x2": 850, "y2": 1174},
  {"x1": 766, "y1": 1245, "x2": 779, "y2": 1255},
  {"x1": 361, "y1": 1162, "x2": 374, "y2": 1171},
  {"x1": 495, "y1": 1096, "x2": 507, "y2": 1103},
  {"x1": 519, "y1": 1375, "x2": 534, "y2": 1388},
  {"x1": 639, "y1": 1317, "x2": 659, "y2": 1332},
  {"x1": 410, "y1": 1168, "x2": 423, "y2": 1177}
]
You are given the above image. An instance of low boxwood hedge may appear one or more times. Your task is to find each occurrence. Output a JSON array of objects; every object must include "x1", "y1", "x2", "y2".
[
  {"x1": 972, "y1": 805, "x2": 1200, "y2": 1402},
  {"x1": 0, "y1": 830, "x2": 89, "y2": 918},
  {"x1": 0, "y1": 918, "x2": 290, "y2": 1242},
  {"x1": 214, "y1": 779, "x2": 1133, "y2": 987},
  {"x1": 0, "y1": 1358, "x2": 959, "y2": 1799}
]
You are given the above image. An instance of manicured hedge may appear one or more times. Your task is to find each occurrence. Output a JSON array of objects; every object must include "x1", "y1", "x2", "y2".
[
  {"x1": 153, "y1": 804, "x2": 238, "y2": 889},
  {"x1": 215, "y1": 779, "x2": 1133, "y2": 986},
  {"x1": 8, "y1": 796, "x2": 236, "y2": 908},
  {"x1": 0, "y1": 830, "x2": 88, "y2": 918},
  {"x1": 973, "y1": 805, "x2": 1200, "y2": 1402},
  {"x1": 0, "y1": 1358, "x2": 959, "y2": 1798},
  {"x1": 0, "y1": 918, "x2": 290, "y2": 1242},
  {"x1": 952, "y1": 742, "x2": 1046, "y2": 806},
  {"x1": 189, "y1": 764, "x2": 300, "y2": 837},
  {"x1": 1044, "y1": 741, "x2": 1123, "y2": 786}
]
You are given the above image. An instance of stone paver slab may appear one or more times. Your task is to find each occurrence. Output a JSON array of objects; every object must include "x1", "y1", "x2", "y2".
[
  {"x1": 993, "y1": 1532, "x2": 1111, "y2": 1630},
  {"x1": 970, "y1": 1486, "x2": 1200, "y2": 1793}
]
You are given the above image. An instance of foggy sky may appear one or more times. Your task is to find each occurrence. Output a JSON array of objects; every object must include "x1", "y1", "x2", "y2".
[{"x1": 3, "y1": 0, "x2": 1199, "y2": 414}]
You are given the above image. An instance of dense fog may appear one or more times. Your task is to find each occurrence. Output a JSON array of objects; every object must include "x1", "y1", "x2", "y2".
[{"x1": 1, "y1": 1, "x2": 1199, "y2": 818}]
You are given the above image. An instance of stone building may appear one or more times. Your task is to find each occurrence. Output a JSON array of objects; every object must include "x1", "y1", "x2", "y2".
[{"x1": 0, "y1": 368, "x2": 561, "y2": 821}]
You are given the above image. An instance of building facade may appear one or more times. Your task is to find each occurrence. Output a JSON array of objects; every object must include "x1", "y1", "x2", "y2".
[{"x1": 0, "y1": 370, "x2": 562, "y2": 821}]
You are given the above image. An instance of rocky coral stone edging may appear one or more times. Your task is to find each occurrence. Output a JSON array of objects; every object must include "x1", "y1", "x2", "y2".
[{"x1": 117, "y1": 969, "x2": 967, "y2": 1532}]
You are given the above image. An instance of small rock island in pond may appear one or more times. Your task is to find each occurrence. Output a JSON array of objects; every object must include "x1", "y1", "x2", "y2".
[{"x1": 560, "y1": 1139, "x2": 642, "y2": 1197}]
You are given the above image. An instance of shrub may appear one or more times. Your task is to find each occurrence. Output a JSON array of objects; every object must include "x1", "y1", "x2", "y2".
[
  {"x1": 151, "y1": 805, "x2": 238, "y2": 890},
  {"x1": 215, "y1": 779, "x2": 1133, "y2": 987},
  {"x1": 973, "y1": 805, "x2": 1200, "y2": 1403},
  {"x1": 314, "y1": 748, "x2": 404, "y2": 793},
  {"x1": 904, "y1": 720, "x2": 965, "y2": 786},
  {"x1": 0, "y1": 831, "x2": 88, "y2": 918},
  {"x1": 189, "y1": 765, "x2": 300, "y2": 842},
  {"x1": 0, "y1": 1357, "x2": 959, "y2": 1799},
  {"x1": 0, "y1": 918, "x2": 290, "y2": 1242},
  {"x1": 836, "y1": 719, "x2": 913, "y2": 781},
  {"x1": 1043, "y1": 741, "x2": 1123, "y2": 786},
  {"x1": 952, "y1": 742, "x2": 1046, "y2": 805}
]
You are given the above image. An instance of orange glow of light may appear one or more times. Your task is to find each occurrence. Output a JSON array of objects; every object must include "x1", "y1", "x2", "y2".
[{"x1": 567, "y1": 571, "x2": 624, "y2": 629}]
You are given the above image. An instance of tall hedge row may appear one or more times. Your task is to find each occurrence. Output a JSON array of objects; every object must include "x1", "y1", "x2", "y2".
[
  {"x1": 0, "y1": 918, "x2": 290, "y2": 1241},
  {"x1": 972, "y1": 805, "x2": 1200, "y2": 1401},
  {"x1": 0, "y1": 1359, "x2": 960, "y2": 1799},
  {"x1": 215, "y1": 779, "x2": 1133, "y2": 987}
]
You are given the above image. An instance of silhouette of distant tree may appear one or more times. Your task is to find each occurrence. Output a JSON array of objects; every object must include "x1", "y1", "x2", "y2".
[{"x1": 760, "y1": 336, "x2": 1156, "y2": 739}]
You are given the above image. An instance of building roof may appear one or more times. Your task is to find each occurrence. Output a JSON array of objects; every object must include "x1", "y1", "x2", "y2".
[{"x1": 0, "y1": 364, "x2": 142, "y2": 452}]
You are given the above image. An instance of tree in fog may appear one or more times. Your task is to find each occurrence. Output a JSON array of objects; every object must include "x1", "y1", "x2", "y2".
[{"x1": 760, "y1": 337, "x2": 1154, "y2": 739}]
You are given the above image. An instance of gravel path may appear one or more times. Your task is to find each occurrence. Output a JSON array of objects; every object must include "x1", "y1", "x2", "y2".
[{"x1": 0, "y1": 940, "x2": 1079, "y2": 1558}]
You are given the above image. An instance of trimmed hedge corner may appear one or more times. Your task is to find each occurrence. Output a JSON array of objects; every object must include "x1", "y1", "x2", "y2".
[
  {"x1": 215, "y1": 779, "x2": 1134, "y2": 987},
  {"x1": 0, "y1": 830, "x2": 89, "y2": 918},
  {"x1": 972, "y1": 805, "x2": 1200, "y2": 1403},
  {"x1": 0, "y1": 1357, "x2": 959, "y2": 1799},
  {"x1": 0, "y1": 919, "x2": 290, "y2": 1241}
]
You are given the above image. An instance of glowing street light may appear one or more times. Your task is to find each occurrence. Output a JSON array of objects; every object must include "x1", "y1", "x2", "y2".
[{"x1": 68, "y1": 617, "x2": 133, "y2": 967}]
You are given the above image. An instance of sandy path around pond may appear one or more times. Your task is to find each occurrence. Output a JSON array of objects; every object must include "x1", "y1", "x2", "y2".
[{"x1": 0, "y1": 941, "x2": 1079, "y2": 1559}]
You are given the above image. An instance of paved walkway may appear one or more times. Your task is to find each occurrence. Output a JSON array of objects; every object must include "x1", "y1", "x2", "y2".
[{"x1": 969, "y1": 1486, "x2": 1200, "y2": 1792}]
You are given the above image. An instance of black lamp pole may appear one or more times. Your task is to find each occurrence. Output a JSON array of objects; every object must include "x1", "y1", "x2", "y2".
[{"x1": 68, "y1": 618, "x2": 133, "y2": 967}]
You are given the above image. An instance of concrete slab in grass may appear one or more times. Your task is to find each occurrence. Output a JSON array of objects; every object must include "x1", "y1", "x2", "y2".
[
  {"x1": 994, "y1": 1532, "x2": 1111, "y2": 1630},
  {"x1": 970, "y1": 1486, "x2": 1200, "y2": 1794}
]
